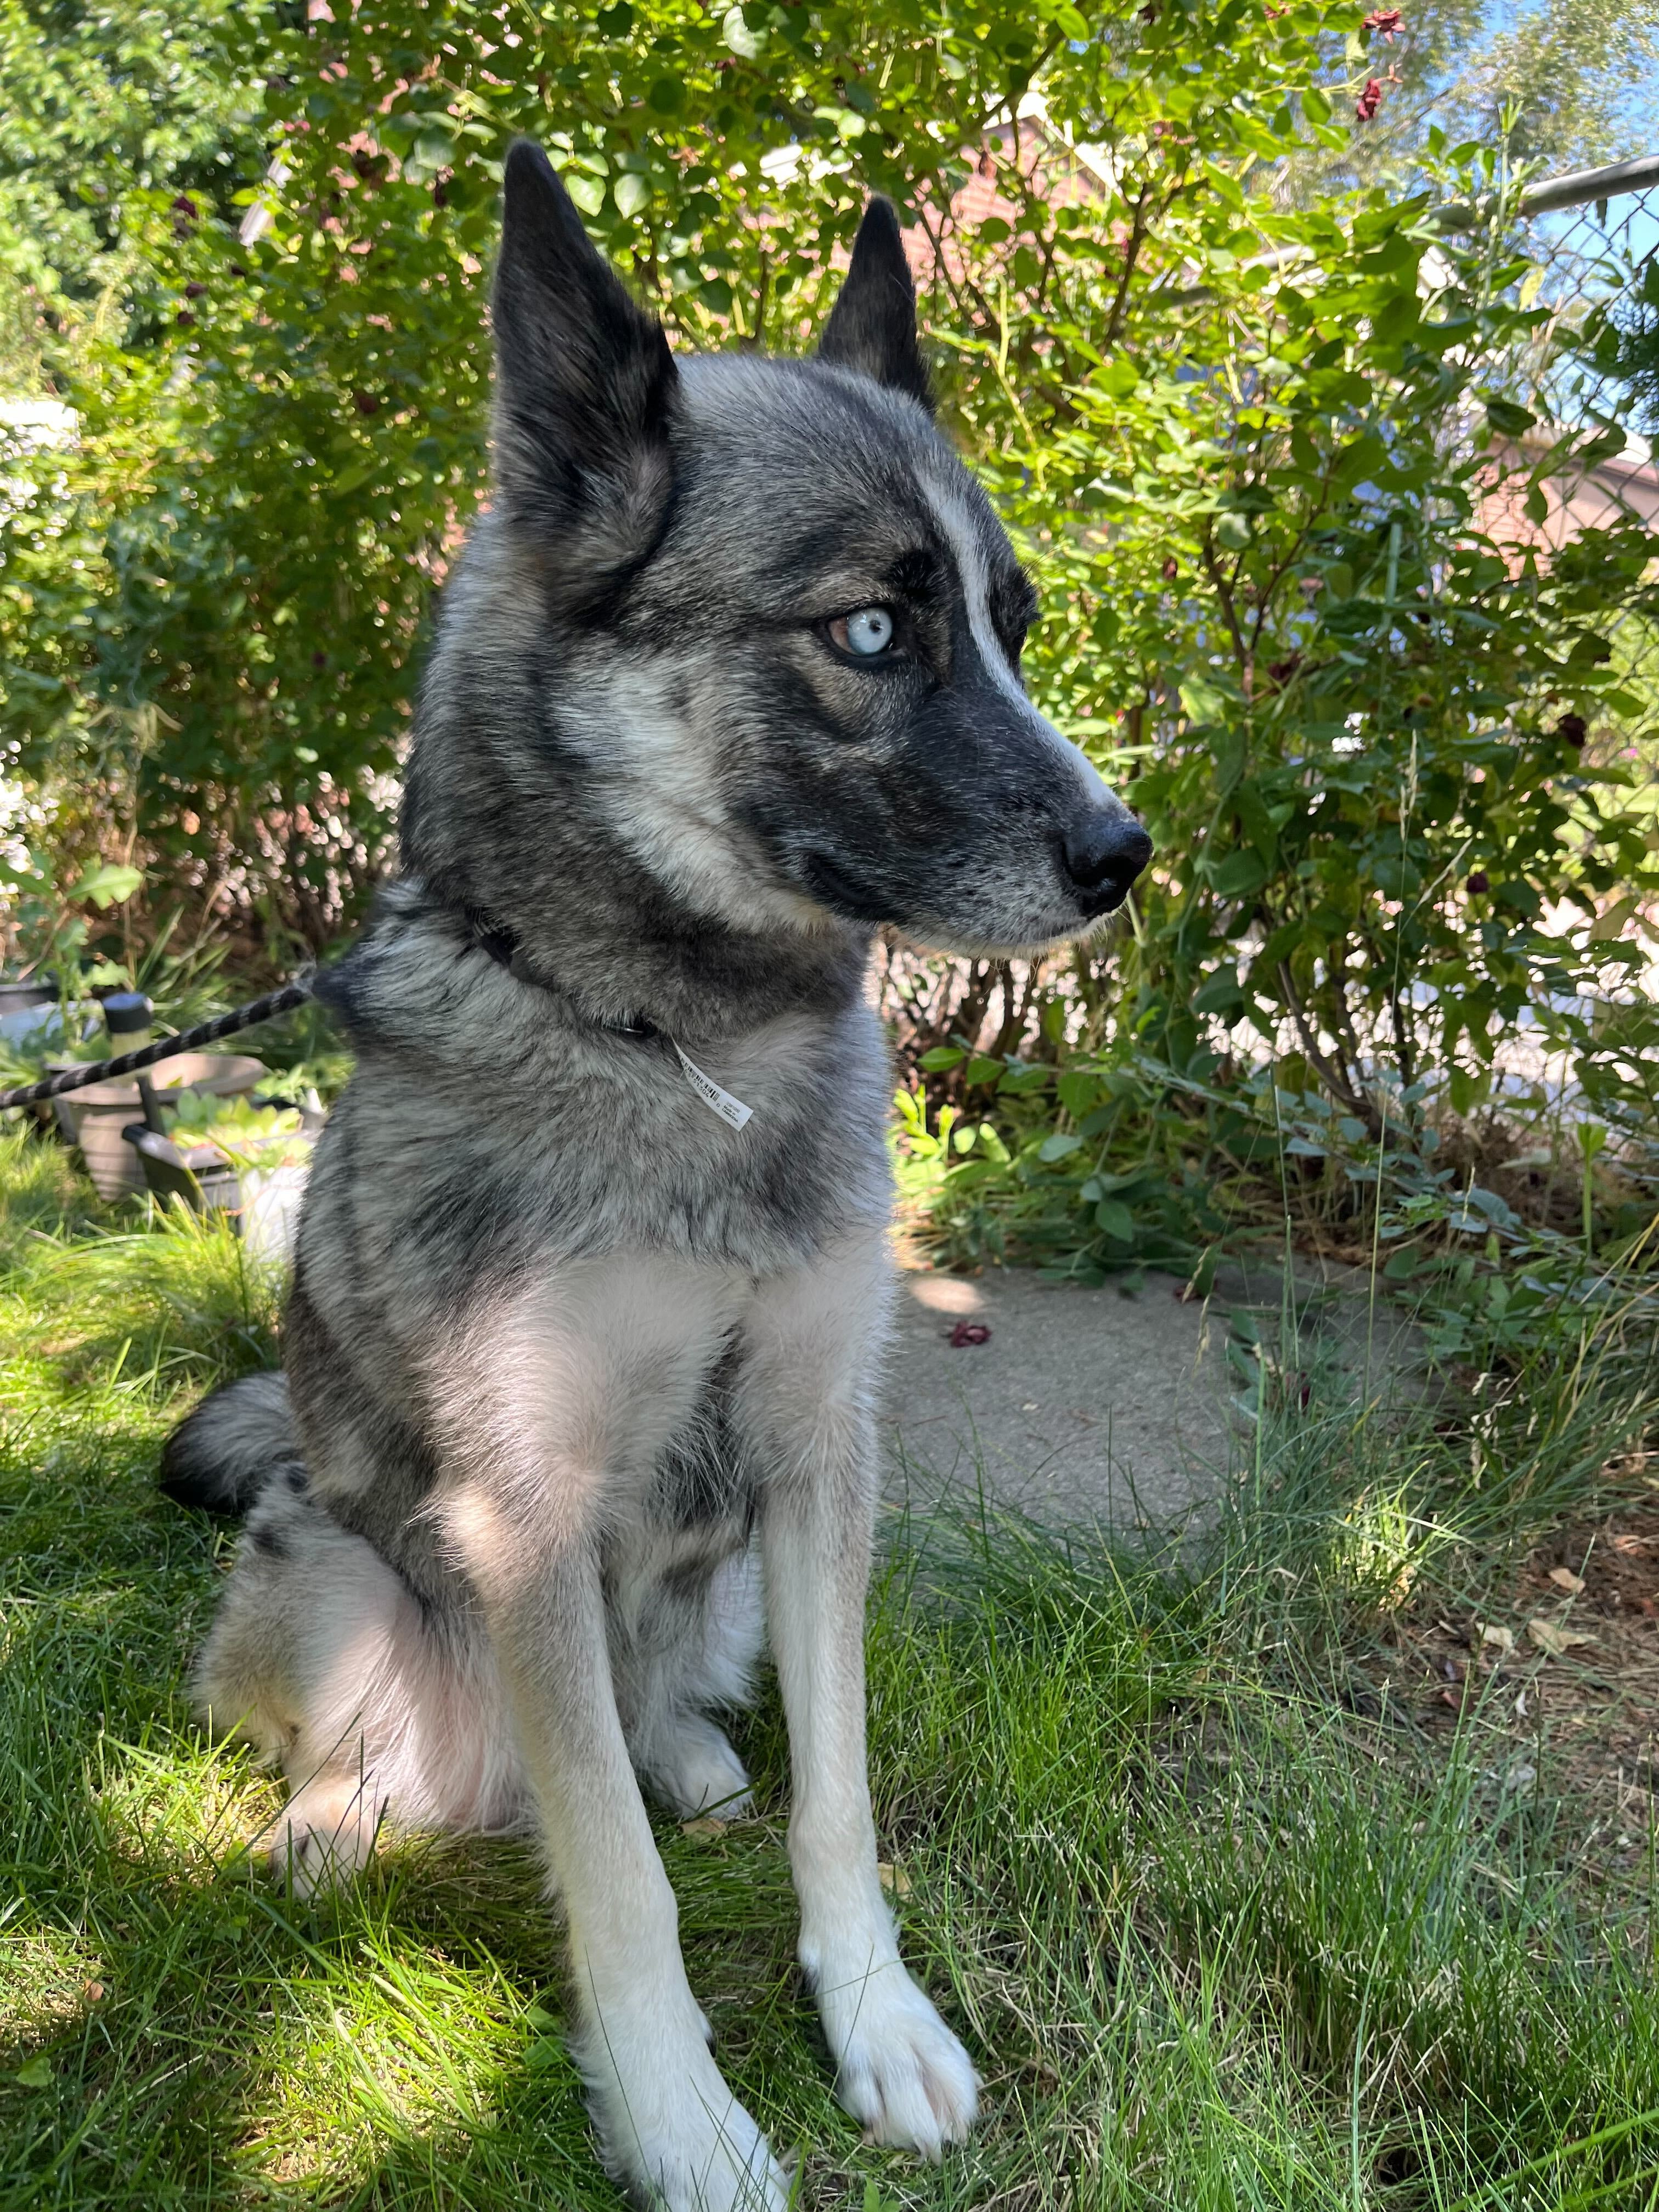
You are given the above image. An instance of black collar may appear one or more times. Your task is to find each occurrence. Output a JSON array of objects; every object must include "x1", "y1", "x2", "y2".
[{"x1": 461, "y1": 906, "x2": 660, "y2": 1042}]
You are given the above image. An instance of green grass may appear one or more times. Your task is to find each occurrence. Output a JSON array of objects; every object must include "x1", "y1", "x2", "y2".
[{"x1": 3, "y1": 1126, "x2": 1659, "y2": 2209}]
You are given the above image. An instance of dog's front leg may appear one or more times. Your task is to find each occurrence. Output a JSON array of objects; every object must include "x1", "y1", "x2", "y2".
[
  {"x1": 746, "y1": 1241, "x2": 979, "y2": 2157},
  {"x1": 436, "y1": 1267, "x2": 788, "y2": 2212},
  {"x1": 474, "y1": 1546, "x2": 785, "y2": 2208}
]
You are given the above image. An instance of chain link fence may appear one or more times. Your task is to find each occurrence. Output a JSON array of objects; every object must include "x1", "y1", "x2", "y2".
[
  {"x1": 1523, "y1": 160, "x2": 1659, "y2": 1130},
  {"x1": 1503, "y1": 156, "x2": 1659, "y2": 949},
  {"x1": 1487, "y1": 155, "x2": 1659, "y2": 454}
]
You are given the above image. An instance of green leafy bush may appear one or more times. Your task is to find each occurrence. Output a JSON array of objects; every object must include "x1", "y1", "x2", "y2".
[
  {"x1": 161, "y1": 1088, "x2": 311, "y2": 1171},
  {"x1": 3, "y1": 1, "x2": 1655, "y2": 1304}
]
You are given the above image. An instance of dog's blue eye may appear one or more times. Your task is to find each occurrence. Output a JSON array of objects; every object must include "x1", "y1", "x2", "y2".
[{"x1": 832, "y1": 606, "x2": 894, "y2": 657}]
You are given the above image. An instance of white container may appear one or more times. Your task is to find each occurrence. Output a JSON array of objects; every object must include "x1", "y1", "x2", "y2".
[{"x1": 240, "y1": 1159, "x2": 312, "y2": 1266}]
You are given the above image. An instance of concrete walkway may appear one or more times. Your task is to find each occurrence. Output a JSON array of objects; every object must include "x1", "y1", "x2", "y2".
[
  {"x1": 881, "y1": 1266, "x2": 1228, "y2": 1534},
  {"x1": 879, "y1": 1257, "x2": 1424, "y2": 1537}
]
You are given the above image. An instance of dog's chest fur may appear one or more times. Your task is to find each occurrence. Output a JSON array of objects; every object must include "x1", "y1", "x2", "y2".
[{"x1": 285, "y1": 886, "x2": 893, "y2": 1590}]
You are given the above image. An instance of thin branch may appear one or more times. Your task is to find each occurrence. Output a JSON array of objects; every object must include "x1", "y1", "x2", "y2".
[
  {"x1": 1387, "y1": 983, "x2": 1417, "y2": 1097},
  {"x1": 1103, "y1": 179, "x2": 1156, "y2": 349},
  {"x1": 906, "y1": 196, "x2": 981, "y2": 329},
  {"x1": 978, "y1": 31, "x2": 1070, "y2": 132},
  {"x1": 1326, "y1": 955, "x2": 1373, "y2": 1094},
  {"x1": 1278, "y1": 960, "x2": 1383, "y2": 1137},
  {"x1": 1198, "y1": 528, "x2": 1250, "y2": 674}
]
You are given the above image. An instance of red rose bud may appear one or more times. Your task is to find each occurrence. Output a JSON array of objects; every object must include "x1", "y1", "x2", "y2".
[
  {"x1": 1162, "y1": 556, "x2": 1179, "y2": 581},
  {"x1": 1355, "y1": 77, "x2": 1384, "y2": 121},
  {"x1": 184, "y1": 281, "x2": 206, "y2": 298},
  {"x1": 1466, "y1": 871, "x2": 1489, "y2": 894},
  {"x1": 1362, "y1": 7, "x2": 1403, "y2": 35},
  {"x1": 949, "y1": 1321, "x2": 992, "y2": 1347}
]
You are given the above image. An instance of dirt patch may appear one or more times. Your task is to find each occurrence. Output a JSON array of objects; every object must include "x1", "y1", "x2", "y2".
[{"x1": 1368, "y1": 1496, "x2": 1659, "y2": 1888}]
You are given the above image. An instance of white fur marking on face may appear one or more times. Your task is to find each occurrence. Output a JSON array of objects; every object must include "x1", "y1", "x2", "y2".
[{"x1": 921, "y1": 478, "x2": 1111, "y2": 807}]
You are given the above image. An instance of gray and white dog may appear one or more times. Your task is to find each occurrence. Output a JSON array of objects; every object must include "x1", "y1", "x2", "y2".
[{"x1": 162, "y1": 140, "x2": 1151, "y2": 2210}]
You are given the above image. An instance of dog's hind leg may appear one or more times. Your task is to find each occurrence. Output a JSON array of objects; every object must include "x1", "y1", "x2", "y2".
[
  {"x1": 196, "y1": 1475, "x2": 521, "y2": 1895},
  {"x1": 612, "y1": 1538, "x2": 764, "y2": 1819}
]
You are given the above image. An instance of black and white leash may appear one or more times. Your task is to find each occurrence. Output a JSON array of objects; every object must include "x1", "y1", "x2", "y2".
[
  {"x1": 0, "y1": 981, "x2": 315, "y2": 1111},
  {"x1": 0, "y1": 911, "x2": 755, "y2": 1128}
]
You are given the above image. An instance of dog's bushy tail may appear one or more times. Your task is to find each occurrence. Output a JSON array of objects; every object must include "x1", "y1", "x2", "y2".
[{"x1": 160, "y1": 1370, "x2": 301, "y2": 1516}]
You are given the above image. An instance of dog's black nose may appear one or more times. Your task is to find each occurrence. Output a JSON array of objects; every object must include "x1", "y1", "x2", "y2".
[{"x1": 1063, "y1": 810, "x2": 1154, "y2": 904}]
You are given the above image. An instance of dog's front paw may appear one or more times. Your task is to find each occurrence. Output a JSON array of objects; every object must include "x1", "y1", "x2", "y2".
[
  {"x1": 811, "y1": 1949, "x2": 978, "y2": 2157},
  {"x1": 582, "y1": 2030, "x2": 790, "y2": 2211}
]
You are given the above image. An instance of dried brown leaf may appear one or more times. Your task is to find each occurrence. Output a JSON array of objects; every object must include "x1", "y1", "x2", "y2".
[{"x1": 1527, "y1": 1618, "x2": 1595, "y2": 1657}]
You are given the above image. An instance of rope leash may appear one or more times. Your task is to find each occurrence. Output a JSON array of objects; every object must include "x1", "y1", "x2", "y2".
[
  {"x1": 0, "y1": 915, "x2": 755, "y2": 1131},
  {"x1": 0, "y1": 979, "x2": 315, "y2": 1110}
]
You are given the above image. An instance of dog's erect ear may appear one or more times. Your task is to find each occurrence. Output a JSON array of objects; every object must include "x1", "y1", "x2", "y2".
[
  {"x1": 492, "y1": 139, "x2": 679, "y2": 573},
  {"x1": 816, "y1": 197, "x2": 932, "y2": 413}
]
